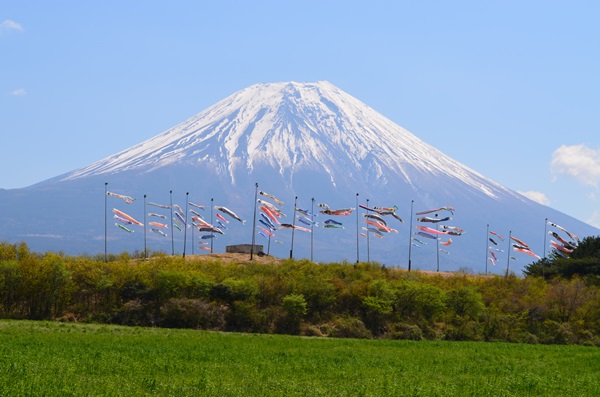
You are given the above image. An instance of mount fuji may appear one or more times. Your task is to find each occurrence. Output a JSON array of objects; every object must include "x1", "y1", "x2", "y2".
[{"x1": 1, "y1": 81, "x2": 597, "y2": 273}]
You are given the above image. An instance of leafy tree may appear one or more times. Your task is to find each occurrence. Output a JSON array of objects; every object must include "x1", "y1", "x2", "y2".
[
  {"x1": 446, "y1": 286, "x2": 485, "y2": 319},
  {"x1": 0, "y1": 260, "x2": 21, "y2": 315},
  {"x1": 524, "y1": 236, "x2": 600, "y2": 279},
  {"x1": 278, "y1": 293, "x2": 308, "y2": 334},
  {"x1": 391, "y1": 280, "x2": 446, "y2": 323},
  {"x1": 18, "y1": 253, "x2": 71, "y2": 319},
  {"x1": 282, "y1": 293, "x2": 308, "y2": 319}
]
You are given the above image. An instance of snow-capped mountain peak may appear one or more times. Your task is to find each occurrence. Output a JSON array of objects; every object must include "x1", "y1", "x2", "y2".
[{"x1": 63, "y1": 81, "x2": 508, "y2": 199}]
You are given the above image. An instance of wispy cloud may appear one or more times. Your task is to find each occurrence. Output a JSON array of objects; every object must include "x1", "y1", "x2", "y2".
[
  {"x1": 551, "y1": 144, "x2": 600, "y2": 187},
  {"x1": 0, "y1": 19, "x2": 24, "y2": 33},
  {"x1": 10, "y1": 88, "x2": 26, "y2": 96},
  {"x1": 22, "y1": 234, "x2": 63, "y2": 239},
  {"x1": 518, "y1": 190, "x2": 550, "y2": 205}
]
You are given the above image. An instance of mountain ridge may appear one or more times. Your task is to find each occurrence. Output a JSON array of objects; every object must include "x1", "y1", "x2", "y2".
[{"x1": 61, "y1": 81, "x2": 511, "y2": 200}]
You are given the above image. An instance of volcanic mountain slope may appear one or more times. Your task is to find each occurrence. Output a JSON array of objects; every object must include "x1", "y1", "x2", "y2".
[
  {"x1": 64, "y1": 81, "x2": 509, "y2": 199},
  {"x1": 1, "y1": 81, "x2": 597, "y2": 273}
]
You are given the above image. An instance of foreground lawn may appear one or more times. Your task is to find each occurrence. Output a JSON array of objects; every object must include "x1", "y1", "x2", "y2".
[{"x1": 0, "y1": 320, "x2": 598, "y2": 396}]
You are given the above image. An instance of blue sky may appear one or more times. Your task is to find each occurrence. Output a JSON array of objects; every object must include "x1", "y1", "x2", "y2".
[{"x1": 2, "y1": 1, "x2": 599, "y2": 227}]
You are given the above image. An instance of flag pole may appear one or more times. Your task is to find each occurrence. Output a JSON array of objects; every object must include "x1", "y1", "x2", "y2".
[
  {"x1": 356, "y1": 193, "x2": 359, "y2": 264},
  {"x1": 310, "y1": 197, "x2": 315, "y2": 262},
  {"x1": 485, "y1": 224, "x2": 489, "y2": 275},
  {"x1": 144, "y1": 194, "x2": 147, "y2": 260},
  {"x1": 169, "y1": 190, "x2": 174, "y2": 256},
  {"x1": 542, "y1": 217, "x2": 548, "y2": 277},
  {"x1": 408, "y1": 199, "x2": 414, "y2": 271},
  {"x1": 104, "y1": 182, "x2": 108, "y2": 262},
  {"x1": 506, "y1": 230, "x2": 512, "y2": 278},
  {"x1": 290, "y1": 196, "x2": 298, "y2": 259},
  {"x1": 210, "y1": 198, "x2": 214, "y2": 253},
  {"x1": 436, "y1": 213, "x2": 440, "y2": 272},
  {"x1": 250, "y1": 183, "x2": 258, "y2": 260},
  {"x1": 366, "y1": 198, "x2": 370, "y2": 263},
  {"x1": 183, "y1": 192, "x2": 189, "y2": 258}
]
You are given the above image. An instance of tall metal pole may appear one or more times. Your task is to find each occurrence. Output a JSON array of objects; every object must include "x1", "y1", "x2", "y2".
[
  {"x1": 542, "y1": 217, "x2": 548, "y2": 277},
  {"x1": 506, "y1": 230, "x2": 512, "y2": 278},
  {"x1": 356, "y1": 193, "x2": 359, "y2": 264},
  {"x1": 191, "y1": 200, "x2": 195, "y2": 256},
  {"x1": 104, "y1": 182, "x2": 108, "y2": 262},
  {"x1": 170, "y1": 190, "x2": 174, "y2": 256},
  {"x1": 366, "y1": 198, "x2": 370, "y2": 263},
  {"x1": 250, "y1": 183, "x2": 258, "y2": 260},
  {"x1": 183, "y1": 192, "x2": 189, "y2": 258},
  {"x1": 408, "y1": 200, "x2": 414, "y2": 271},
  {"x1": 436, "y1": 214, "x2": 440, "y2": 272},
  {"x1": 290, "y1": 196, "x2": 298, "y2": 259},
  {"x1": 210, "y1": 198, "x2": 214, "y2": 253},
  {"x1": 311, "y1": 197, "x2": 315, "y2": 262},
  {"x1": 144, "y1": 194, "x2": 147, "y2": 260},
  {"x1": 485, "y1": 224, "x2": 489, "y2": 275}
]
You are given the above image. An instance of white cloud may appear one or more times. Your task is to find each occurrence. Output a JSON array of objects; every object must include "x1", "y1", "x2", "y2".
[
  {"x1": 518, "y1": 190, "x2": 550, "y2": 205},
  {"x1": 0, "y1": 19, "x2": 24, "y2": 33},
  {"x1": 22, "y1": 234, "x2": 63, "y2": 239},
  {"x1": 587, "y1": 211, "x2": 600, "y2": 229},
  {"x1": 10, "y1": 88, "x2": 26, "y2": 96},
  {"x1": 551, "y1": 144, "x2": 600, "y2": 187}
]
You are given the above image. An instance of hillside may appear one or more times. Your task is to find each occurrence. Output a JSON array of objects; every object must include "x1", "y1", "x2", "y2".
[{"x1": 1, "y1": 242, "x2": 598, "y2": 345}]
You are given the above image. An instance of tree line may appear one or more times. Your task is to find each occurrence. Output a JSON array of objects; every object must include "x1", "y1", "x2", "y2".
[{"x1": 1, "y1": 240, "x2": 599, "y2": 345}]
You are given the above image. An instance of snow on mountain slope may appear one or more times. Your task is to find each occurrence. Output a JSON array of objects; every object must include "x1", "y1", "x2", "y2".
[{"x1": 63, "y1": 81, "x2": 514, "y2": 201}]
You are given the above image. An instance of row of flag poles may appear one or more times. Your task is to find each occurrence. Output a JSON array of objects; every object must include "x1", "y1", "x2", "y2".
[
  {"x1": 485, "y1": 218, "x2": 580, "y2": 276},
  {"x1": 104, "y1": 183, "x2": 222, "y2": 261},
  {"x1": 104, "y1": 182, "x2": 580, "y2": 274}
]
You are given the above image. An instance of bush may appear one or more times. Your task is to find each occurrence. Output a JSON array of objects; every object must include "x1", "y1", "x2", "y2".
[
  {"x1": 540, "y1": 320, "x2": 577, "y2": 345},
  {"x1": 1, "y1": 241, "x2": 600, "y2": 345},
  {"x1": 159, "y1": 298, "x2": 227, "y2": 330},
  {"x1": 117, "y1": 299, "x2": 156, "y2": 327},
  {"x1": 225, "y1": 300, "x2": 270, "y2": 333},
  {"x1": 276, "y1": 294, "x2": 308, "y2": 335},
  {"x1": 282, "y1": 293, "x2": 308, "y2": 318},
  {"x1": 444, "y1": 319, "x2": 483, "y2": 341},
  {"x1": 392, "y1": 280, "x2": 446, "y2": 323},
  {"x1": 446, "y1": 286, "x2": 485, "y2": 320},
  {"x1": 327, "y1": 316, "x2": 372, "y2": 339},
  {"x1": 0, "y1": 260, "x2": 22, "y2": 315},
  {"x1": 384, "y1": 323, "x2": 423, "y2": 340},
  {"x1": 18, "y1": 253, "x2": 71, "y2": 320}
]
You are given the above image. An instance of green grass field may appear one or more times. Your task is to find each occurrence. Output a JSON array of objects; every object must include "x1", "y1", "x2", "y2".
[{"x1": 0, "y1": 320, "x2": 598, "y2": 396}]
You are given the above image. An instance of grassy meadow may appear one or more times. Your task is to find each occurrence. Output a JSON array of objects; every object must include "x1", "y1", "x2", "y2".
[{"x1": 0, "y1": 320, "x2": 598, "y2": 396}]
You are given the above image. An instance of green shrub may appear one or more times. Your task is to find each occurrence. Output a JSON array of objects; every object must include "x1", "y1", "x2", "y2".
[
  {"x1": 327, "y1": 316, "x2": 372, "y2": 339},
  {"x1": 225, "y1": 300, "x2": 269, "y2": 333},
  {"x1": 446, "y1": 286, "x2": 485, "y2": 320},
  {"x1": 17, "y1": 253, "x2": 71, "y2": 320},
  {"x1": 0, "y1": 260, "x2": 22, "y2": 315},
  {"x1": 277, "y1": 294, "x2": 308, "y2": 334},
  {"x1": 384, "y1": 323, "x2": 423, "y2": 340},
  {"x1": 159, "y1": 298, "x2": 227, "y2": 330}
]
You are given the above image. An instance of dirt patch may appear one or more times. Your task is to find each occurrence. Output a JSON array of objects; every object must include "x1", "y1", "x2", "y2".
[
  {"x1": 412, "y1": 269, "x2": 495, "y2": 279},
  {"x1": 184, "y1": 252, "x2": 287, "y2": 265},
  {"x1": 181, "y1": 253, "x2": 492, "y2": 278}
]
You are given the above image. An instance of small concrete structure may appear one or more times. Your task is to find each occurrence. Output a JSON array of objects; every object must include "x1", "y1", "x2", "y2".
[{"x1": 226, "y1": 244, "x2": 264, "y2": 254}]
